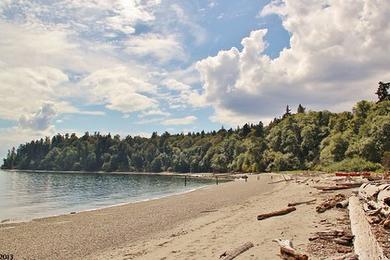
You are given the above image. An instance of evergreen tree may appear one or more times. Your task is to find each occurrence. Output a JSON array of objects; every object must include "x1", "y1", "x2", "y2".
[
  {"x1": 376, "y1": 81, "x2": 390, "y2": 102},
  {"x1": 297, "y1": 104, "x2": 306, "y2": 113}
]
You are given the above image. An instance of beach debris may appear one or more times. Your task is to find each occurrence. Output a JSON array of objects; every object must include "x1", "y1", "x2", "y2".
[
  {"x1": 288, "y1": 198, "x2": 316, "y2": 207},
  {"x1": 348, "y1": 195, "x2": 388, "y2": 260},
  {"x1": 219, "y1": 241, "x2": 254, "y2": 260},
  {"x1": 0, "y1": 219, "x2": 10, "y2": 223},
  {"x1": 273, "y1": 239, "x2": 308, "y2": 260},
  {"x1": 359, "y1": 183, "x2": 390, "y2": 218},
  {"x1": 314, "y1": 184, "x2": 362, "y2": 191},
  {"x1": 336, "y1": 200, "x2": 349, "y2": 209},
  {"x1": 316, "y1": 194, "x2": 346, "y2": 213},
  {"x1": 313, "y1": 230, "x2": 354, "y2": 247},
  {"x1": 257, "y1": 207, "x2": 296, "y2": 220}
]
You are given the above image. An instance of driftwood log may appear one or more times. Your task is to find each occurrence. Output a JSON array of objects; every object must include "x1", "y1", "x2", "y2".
[
  {"x1": 349, "y1": 196, "x2": 388, "y2": 260},
  {"x1": 336, "y1": 200, "x2": 349, "y2": 208},
  {"x1": 257, "y1": 207, "x2": 296, "y2": 220},
  {"x1": 316, "y1": 194, "x2": 346, "y2": 213},
  {"x1": 288, "y1": 199, "x2": 316, "y2": 207},
  {"x1": 220, "y1": 242, "x2": 254, "y2": 260},
  {"x1": 359, "y1": 183, "x2": 390, "y2": 217},
  {"x1": 273, "y1": 239, "x2": 308, "y2": 260}
]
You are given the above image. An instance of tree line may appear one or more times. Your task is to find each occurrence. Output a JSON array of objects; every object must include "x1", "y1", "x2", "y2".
[{"x1": 2, "y1": 84, "x2": 390, "y2": 173}]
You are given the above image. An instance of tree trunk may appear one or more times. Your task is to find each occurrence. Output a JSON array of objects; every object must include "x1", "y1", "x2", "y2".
[
  {"x1": 257, "y1": 207, "x2": 296, "y2": 220},
  {"x1": 220, "y1": 242, "x2": 254, "y2": 260}
]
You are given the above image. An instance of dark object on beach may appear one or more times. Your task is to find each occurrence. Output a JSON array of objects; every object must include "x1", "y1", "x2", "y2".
[
  {"x1": 336, "y1": 200, "x2": 349, "y2": 208},
  {"x1": 316, "y1": 194, "x2": 346, "y2": 213},
  {"x1": 257, "y1": 207, "x2": 296, "y2": 220},
  {"x1": 70, "y1": 211, "x2": 76, "y2": 214},
  {"x1": 273, "y1": 239, "x2": 308, "y2": 260},
  {"x1": 243, "y1": 175, "x2": 248, "y2": 182},
  {"x1": 219, "y1": 241, "x2": 254, "y2": 260},
  {"x1": 288, "y1": 198, "x2": 316, "y2": 207}
]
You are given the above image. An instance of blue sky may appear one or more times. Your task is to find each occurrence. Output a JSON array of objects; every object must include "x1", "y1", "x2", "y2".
[{"x1": 0, "y1": 0, "x2": 389, "y2": 158}]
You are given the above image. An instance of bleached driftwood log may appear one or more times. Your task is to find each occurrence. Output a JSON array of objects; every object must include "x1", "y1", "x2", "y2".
[
  {"x1": 273, "y1": 239, "x2": 308, "y2": 260},
  {"x1": 359, "y1": 183, "x2": 390, "y2": 217},
  {"x1": 220, "y1": 242, "x2": 254, "y2": 260},
  {"x1": 257, "y1": 207, "x2": 296, "y2": 220},
  {"x1": 348, "y1": 196, "x2": 388, "y2": 260}
]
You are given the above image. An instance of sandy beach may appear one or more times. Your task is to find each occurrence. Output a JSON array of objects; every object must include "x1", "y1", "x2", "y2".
[{"x1": 0, "y1": 174, "x2": 354, "y2": 259}]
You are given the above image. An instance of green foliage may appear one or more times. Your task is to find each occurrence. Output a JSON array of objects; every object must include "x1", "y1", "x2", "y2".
[
  {"x1": 317, "y1": 157, "x2": 383, "y2": 172},
  {"x1": 2, "y1": 101, "x2": 389, "y2": 173},
  {"x1": 376, "y1": 82, "x2": 390, "y2": 102}
]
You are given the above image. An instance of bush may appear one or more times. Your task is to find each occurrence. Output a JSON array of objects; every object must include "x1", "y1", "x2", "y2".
[{"x1": 317, "y1": 157, "x2": 383, "y2": 172}]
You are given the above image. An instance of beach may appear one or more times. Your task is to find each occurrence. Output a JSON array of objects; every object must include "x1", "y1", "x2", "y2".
[{"x1": 0, "y1": 174, "x2": 350, "y2": 259}]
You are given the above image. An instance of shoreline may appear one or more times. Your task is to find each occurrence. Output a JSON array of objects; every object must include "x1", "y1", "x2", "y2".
[
  {"x1": 0, "y1": 184, "x2": 211, "y2": 225},
  {"x1": 3, "y1": 168, "x2": 240, "y2": 178},
  {"x1": 0, "y1": 174, "x2": 279, "y2": 260}
]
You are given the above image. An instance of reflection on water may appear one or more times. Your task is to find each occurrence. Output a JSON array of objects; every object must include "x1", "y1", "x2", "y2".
[{"x1": 0, "y1": 170, "x2": 212, "y2": 222}]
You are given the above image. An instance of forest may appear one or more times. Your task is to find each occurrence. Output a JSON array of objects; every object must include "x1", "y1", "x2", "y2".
[{"x1": 2, "y1": 83, "x2": 390, "y2": 173}]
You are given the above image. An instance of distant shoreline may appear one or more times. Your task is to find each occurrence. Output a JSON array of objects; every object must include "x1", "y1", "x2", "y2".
[{"x1": 2, "y1": 169, "x2": 241, "y2": 182}]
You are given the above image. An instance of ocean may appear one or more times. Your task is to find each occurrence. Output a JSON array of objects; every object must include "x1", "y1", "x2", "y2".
[{"x1": 0, "y1": 170, "x2": 213, "y2": 222}]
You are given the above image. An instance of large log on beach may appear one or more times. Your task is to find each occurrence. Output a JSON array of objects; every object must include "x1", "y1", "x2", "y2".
[
  {"x1": 273, "y1": 239, "x2": 308, "y2": 260},
  {"x1": 220, "y1": 242, "x2": 254, "y2": 260},
  {"x1": 348, "y1": 196, "x2": 388, "y2": 260},
  {"x1": 358, "y1": 183, "x2": 390, "y2": 217},
  {"x1": 257, "y1": 207, "x2": 296, "y2": 220}
]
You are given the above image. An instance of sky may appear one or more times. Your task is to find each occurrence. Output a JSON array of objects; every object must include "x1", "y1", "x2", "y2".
[{"x1": 0, "y1": 0, "x2": 389, "y2": 158}]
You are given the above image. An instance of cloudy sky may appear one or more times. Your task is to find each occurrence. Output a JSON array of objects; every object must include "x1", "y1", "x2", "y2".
[{"x1": 0, "y1": 0, "x2": 389, "y2": 157}]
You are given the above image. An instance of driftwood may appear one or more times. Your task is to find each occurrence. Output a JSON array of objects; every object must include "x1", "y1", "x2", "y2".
[
  {"x1": 349, "y1": 196, "x2": 388, "y2": 260},
  {"x1": 314, "y1": 230, "x2": 354, "y2": 246},
  {"x1": 316, "y1": 194, "x2": 346, "y2": 213},
  {"x1": 384, "y1": 214, "x2": 390, "y2": 229},
  {"x1": 336, "y1": 200, "x2": 349, "y2": 208},
  {"x1": 288, "y1": 199, "x2": 316, "y2": 207},
  {"x1": 273, "y1": 239, "x2": 308, "y2": 260},
  {"x1": 220, "y1": 242, "x2": 254, "y2": 260},
  {"x1": 359, "y1": 183, "x2": 390, "y2": 217},
  {"x1": 257, "y1": 207, "x2": 296, "y2": 220},
  {"x1": 315, "y1": 185, "x2": 359, "y2": 191}
]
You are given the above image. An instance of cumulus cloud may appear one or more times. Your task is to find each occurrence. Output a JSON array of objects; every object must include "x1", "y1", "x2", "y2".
[
  {"x1": 162, "y1": 116, "x2": 197, "y2": 125},
  {"x1": 18, "y1": 103, "x2": 57, "y2": 131},
  {"x1": 196, "y1": 0, "x2": 390, "y2": 125},
  {"x1": 81, "y1": 66, "x2": 159, "y2": 114}
]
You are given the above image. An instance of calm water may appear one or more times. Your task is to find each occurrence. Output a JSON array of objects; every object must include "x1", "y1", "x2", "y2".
[{"x1": 0, "y1": 170, "x2": 213, "y2": 222}]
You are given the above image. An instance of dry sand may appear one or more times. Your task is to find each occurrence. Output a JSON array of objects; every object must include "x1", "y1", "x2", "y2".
[{"x1": 0, "y1": 174, "x2": 349, "y2": 260}]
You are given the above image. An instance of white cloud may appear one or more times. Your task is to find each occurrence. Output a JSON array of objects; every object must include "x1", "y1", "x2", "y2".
[
  {"x1": 18, "y1": 103, "x2": 57, "y2": 131},
  {"x1": 81, "y1": 66, "x2": 159, "y2": 114},
  {"x1": 162, "y1": 115, "x2": 197, "y2": 125},
  {"x1": 125, "y1": 33, "x2": 186, "y2": 63},
  {"x1": 196, "y1": 0, "x2": 390, "y2": 126}
]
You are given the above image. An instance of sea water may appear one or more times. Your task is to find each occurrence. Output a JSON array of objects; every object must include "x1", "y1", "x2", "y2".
[{"x1": 0, "y1": 170, "x2": 213, "y2": 222}]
